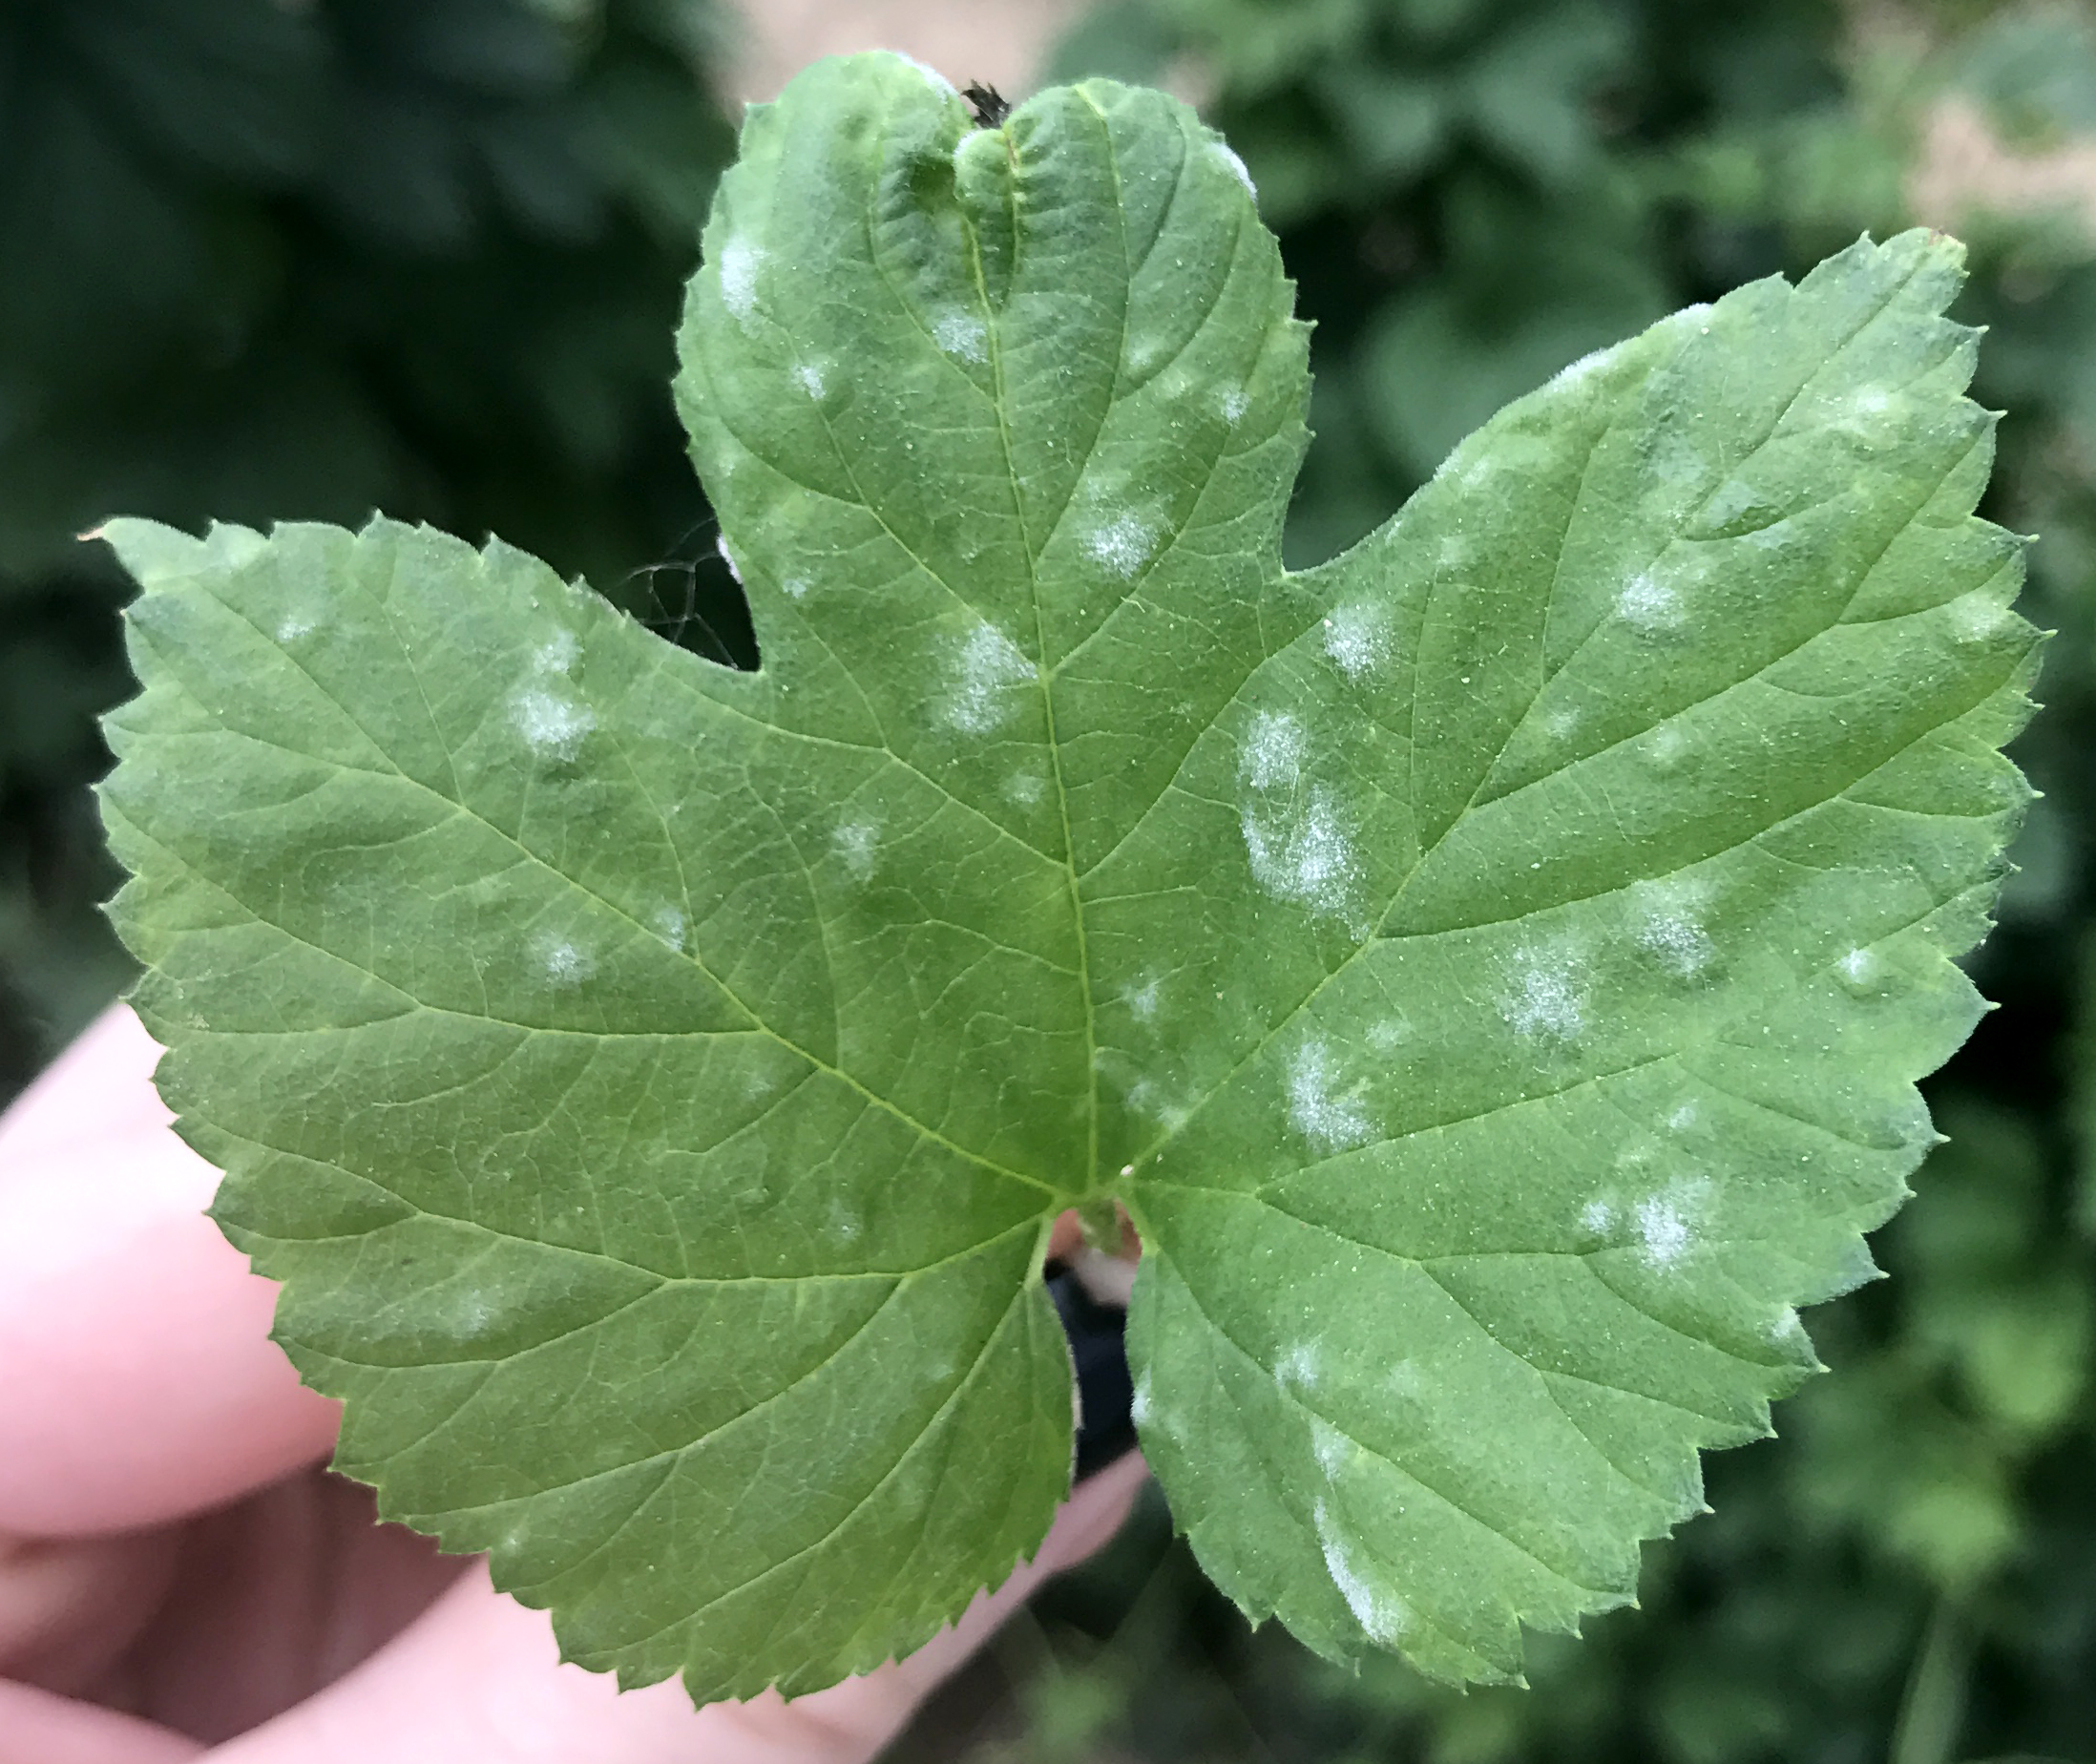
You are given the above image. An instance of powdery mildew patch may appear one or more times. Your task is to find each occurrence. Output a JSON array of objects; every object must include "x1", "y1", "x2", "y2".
[
  {"x1": 1313, "y1": 1500, "x2": 1410, "y2": 1644},
  {"x1": 1499, "y1": 945, "x2": 1587, "y2": 1040},
  {"x1": 719, "y1": 238, "x2": 764, "y2": 328},
  {"x1": 944, "y1": 621, "x2": 1037, "y2": 733},
  {"x1": 832, "y1": 819, "x2": 879, "y2": 881},
  {"x1": 1322, "y1": 603, "x2": 1390, "y2": 681},
  {"x1": 1082, "y1": 512, "x2": 1160, "y2": 579},
  {"x1": 932, "y1": 308, "x2": 988, "y2": 365},
  {"x1": 1288, "y1": 1040, "x2": 1374, "y2": 1153},
  {"x1": 531, "y1": 931, "x2": 596, "y2": 987}
]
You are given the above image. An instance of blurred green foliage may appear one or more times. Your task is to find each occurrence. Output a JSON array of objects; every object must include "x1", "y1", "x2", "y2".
[
  {"x1": 0, "y1": 0, "x2": 738, "y2": 1091},
  {"x1": 885, "y1": 3, "x2": 2096, "y2": 1761}
]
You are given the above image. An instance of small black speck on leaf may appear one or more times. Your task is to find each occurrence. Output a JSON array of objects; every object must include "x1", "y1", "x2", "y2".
[{"x1": 963, "y1": 81, "x2": 1011, "y2": 128}]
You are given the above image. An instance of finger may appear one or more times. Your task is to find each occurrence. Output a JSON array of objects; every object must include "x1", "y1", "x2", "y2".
[
  {"x1": 202, "y1": 1451, "x2": 1149, "y2": 1764},
  {"x1": 0, "y1": 1005, "x2": 339, "y2": 1538},
  {"x1": 0, "y1": 1679, "x2": 203, "y2": 1764}
]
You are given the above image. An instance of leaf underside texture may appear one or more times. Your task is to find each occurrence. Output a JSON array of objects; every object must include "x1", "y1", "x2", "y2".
[{"x1": 98, "y1": 52, "x2": 2038, "y2": 1700}]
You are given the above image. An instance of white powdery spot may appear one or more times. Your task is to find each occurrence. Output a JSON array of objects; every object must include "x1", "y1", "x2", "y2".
[
  {"x1": 1322, "y1": 603, "x2": 1389, "y2": 681},
  {"x1": 828, "y1": 1200, "x2": 863, "y2": 1243},
  {"x1": 1950, "y1": 593, "x2": 2006, "y2": 646},
  {"x1": 1210, "y1": 141, "x2": 1257, "y2": 198},
  {"x1": 1311, "y1": 1417, "x2": 1352, "y2": 1478},
  {"x1": 1240, "y1": 711, "x2": 1305, "y2": 791},
  {"x1": 1581, "y1": 1197, "x2": 1615, "y2": 1235},
  {"x1": 715, "y1": 535, "x2": 744, "y2": 586},
  {"x1": 533, "y1": 932, "x2": 595, "y2": 987},
  {"x1": 945, "y1": 621, "x2": 1037, "y2": 733},
  {"x1": 534, "y1": 628, "x2": 579, "y2": 675},
  {"x1": 1276, "y1": 1341, "x2": 1322, "y2": 1393},
  {"x1": 1634, "y1": 885, "x2": 1716, "y2": 978},
  {"x1": 1220, "y1": 387, "x2": 1250, "y2": 424},
  {"x1": 932, "y1": 308, "x2": 989, "y2": 365},
  {"x1": 719, "y1": 237, "x2": 763, "y2": 327},
  {"x1": 275, "y1": 612, "x2": 317, "y2": 643},
  {"x1": 1500, "y1": 947, "x2": 1586, "y2": 1040},
  {"x1": 893, "y1": 52, "x2": 957, "y2": 94},
  {"x1": 1289, "y1": 1040, "x2": 1374, "y2": 1153},
  {"x1": 512, "y1": 688, "x2": 595, "y2": 763},
  {"x1": 1004, "y1": 770, "x2": 1046, "y2": 806},
  {"x1": 1314, "y1": 1501, "x2": 1409, "y2": 1645},
  {"x1": 1367, "y1": 1015, "x2": 1411, "y2": 1053},
  {"x1": 832, "y1": 819, "x2": 879, "y2": 881},
  {"x1": 1617, "y1": 568, "x2": 1684, "y2": 633},
  {"x1": 1771, "y1": 1305, "x2": 1806, "y2": 1345},
  {"x1": 1244, "y1": 792, "x2": 1358, "y2": 924},
  {"x1": 1122, "y1": 977, "x2": 1162, "y2": 1023},
  {"x1": 1837, "y1": 946, "x2": 1880, "y2": 990},
  {"x1": 1083, "y1": 512, "x2": 1159, "y2": 578},
  {"x1": 794, "y1": 362, "x2": 827, "y2": 402},
  {"x1": 1642, "y1": 723, "x2": 1689, "y2": 772},
  {"x1": 1130, "y1": 1370, "x2": 1152, "y2": 1427},
  {"x1": 1635, "y1": 1179, "x2": 1708, "y2": 1270},
  {"x1": 1667, "y1": 1102, "x2": 1699, "y2": 1134},
  {"x1": 652, "y1": 905, "x2": 687, "y2": 953},
  {"x1": 1549, "y1": 345, "x2": 1615, "y2": 391},
  {"x1": 782, "y1": 576, "x2": 810, "y2": 600}
]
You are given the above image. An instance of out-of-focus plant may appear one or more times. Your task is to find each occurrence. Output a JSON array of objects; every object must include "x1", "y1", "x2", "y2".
[
  {"x1": 873, "y1": 3, "x2": 2096, "y2": 1760},
  {"x1": 0, "y1": 0, "x2": 737, "y2": 1093}
]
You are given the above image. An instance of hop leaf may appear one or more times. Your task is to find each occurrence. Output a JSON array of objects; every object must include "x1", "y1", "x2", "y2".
[{"x1": 99, "y1": 52, "x2": 2037, "y2": 1700}]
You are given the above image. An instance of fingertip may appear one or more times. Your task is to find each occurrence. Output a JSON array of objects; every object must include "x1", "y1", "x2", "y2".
[
  {"x1": 0, "y1": 1005, "x2": 340, "y2": 1537},
  {"x1": 0, "y1": 1678, "x2": 205, "y2": 1764}
]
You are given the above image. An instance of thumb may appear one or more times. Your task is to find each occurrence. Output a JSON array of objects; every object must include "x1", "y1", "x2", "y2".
[{"x1": 203, "y1": 1451, "x2": 1148, "y2": 1764}]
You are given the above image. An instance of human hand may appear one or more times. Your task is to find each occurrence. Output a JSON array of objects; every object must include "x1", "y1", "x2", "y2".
[{"x1": 0, "y1": 1004, "x2": 1146, "y2": 1763}]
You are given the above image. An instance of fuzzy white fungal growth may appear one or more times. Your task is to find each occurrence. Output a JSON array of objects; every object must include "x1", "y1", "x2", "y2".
[
  {"x1": 533, "y1": 933, "x2": 595, "y2": 987},
  {"x1": 1211, "y1": 141, "x2": 1257, "y2": 199},
  {"x1": 534, "y1": 628, "x2": 578, "y2": 675},
  {"x1": 1130, "y1": 1371, "x2": 1152, "y2": 1427},
  {"x1": 1322, "y1": 604, "x2": 1389, "y2": 681},
  {"x1": 1220, "y1": 387, "x2": 1249, "y2": 424},
  {"x1": 1276, "y1": 1341, "x2": 1322, "y2": 1393},
  {"x1": 652, "y1": 906, "x2": 687, "y2": 953},
  {"x1": 719, "y1": 238, "x2": 763, "y2": 326},
  {"x1": 1617, "y1": 568, "x2": 1684, "y2": 632},
  {"x1": 1311, "y1": 1417, "x2": 1351, "y2": 1478},
  {"x1": 275, "y1": 613, "x2": 317, "y2": 643},
  {"x1": 1240, "y1": 711, "x2": 1304, "y2": 791},
  {"x1": 715, "y1": 536, "x2": 744, "y2": 587},
  {"x1": 1637, "y1": 904, "x2": 1715, "y2": 977},
  {"x1": 1500, "y1": 947, "x2": 1586, "y2": 1040},
  {"x1": 932, "y1": 308, "x2": 988, "y2": 364},
  {"x1": 1549, "y1": 345, "x2": 1614, "y2": 390},
  {"x1": 512, "y1": 688, "x2": 595, "y2": 763},
  {"x1": 1581, "y1": 1197, "x2": 1615, "y2": 1235},
  {"x1": 794, "y1": 363, "x2": 827, "y2": 401},
  {"x1": 1244, "y1": 793, "x2": 1358, "y2": 924},
  {"x1": 945, "y1": 621, "x2": 1037, "y2": 733},
  {"x1": 832, "y1": 819, "x2": 879, "y2": 881},
  {"x1": 1122, "y1": 978, "x2": 1162, "y2": 1023},
  {"x1": 1083, "y1": 513, "x2": 1159, "y2": 578},
  {"x1": 1635, "y1": 1180, "x2": 1708, "y2": 1270},
  {"x1": 893, "y1": 52, "x2": 957, "y2": 94},
  {"x1": 1837, "y1": 946, "x2": 1879, "y2": 988},
  {"x1": 1314, "y1": 1502, "x2": 1409, "y2": 1644},
  {"x1": 1003, "y1": 770, "x2": 1046, "y2": 806},
  {"x1": 1288, "y1": 1040, "x2": 1373, "y2": 1153},
  {"x1": 782, "y1": 577, "x2": 810, "y2": 600}
]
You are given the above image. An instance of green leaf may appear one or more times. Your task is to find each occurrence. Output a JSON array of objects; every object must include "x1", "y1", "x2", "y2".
[{"x1": 98, "y1": 51, "x2": 2036, "y2": 1701}]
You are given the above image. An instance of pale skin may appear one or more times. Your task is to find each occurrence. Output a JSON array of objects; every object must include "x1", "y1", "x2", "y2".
[{"x1": 0, "y1": 1004, "x2": 1142, "y2": 1764}]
